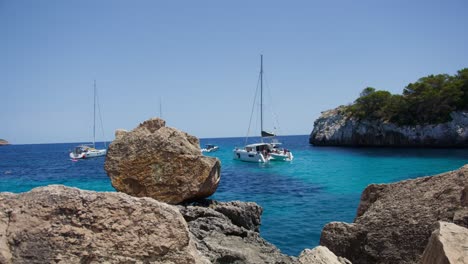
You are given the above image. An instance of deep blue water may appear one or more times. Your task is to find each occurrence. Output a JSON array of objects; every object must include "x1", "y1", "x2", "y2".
[{"x1": 0, "y1": 135, "x2": 467, "y2": 256}]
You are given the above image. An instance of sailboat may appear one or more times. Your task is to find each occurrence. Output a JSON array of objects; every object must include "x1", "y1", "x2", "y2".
[
  {"x1": 233, "y1": 55, "x2": 293, "y2": 163},
  {"x1": 69, "y1": 81, "x2": 107, "y2": 159}
]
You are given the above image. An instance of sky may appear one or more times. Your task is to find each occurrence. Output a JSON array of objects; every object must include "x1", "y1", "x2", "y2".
[{"x1": 1, "y1": 0, "x2": 467, "y2": 144}]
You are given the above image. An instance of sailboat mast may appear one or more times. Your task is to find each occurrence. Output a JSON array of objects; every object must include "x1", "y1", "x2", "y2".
[
  {"x1": 260, "y1": 54, "x2": 263, "y2": 141},
  {"x1": 93, "y1": 80, "x2": 96, "y2": 148}
]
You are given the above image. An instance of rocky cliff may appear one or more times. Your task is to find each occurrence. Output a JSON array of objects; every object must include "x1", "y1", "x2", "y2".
[
  {"x1": 320, "y1": 165, "x2": 468, "y2": 264},
  {"x1": 310, "y1": 107, "x2": 468, "y2": 147},
  {"x1": 0, "y1": 139, "x2": 9, "y2": 146}
]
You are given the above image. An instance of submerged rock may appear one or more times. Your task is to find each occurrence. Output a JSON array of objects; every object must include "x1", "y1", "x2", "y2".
[
  {"x1": 105, "y1": 118, "x2": 221, "y2": 204},
  {"x1": 420, "y1": 221, "x2": 467, "y2": 264},
  {"x1": 320, "y1": 165, "x2": 468, "y2": 264},
  {"x1": 0, "y1": 185, "x2": 206, "y2": 264},
  {"x1": 310, "y1": 107, "x2": 468, "y2": 147}
]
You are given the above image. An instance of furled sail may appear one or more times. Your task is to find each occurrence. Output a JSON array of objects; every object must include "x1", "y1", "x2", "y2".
[{"x1": 261, "y1": 130, "x2": 275, "y2": 137}]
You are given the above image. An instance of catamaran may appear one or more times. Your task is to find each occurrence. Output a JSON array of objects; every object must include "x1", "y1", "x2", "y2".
[
  {"x1": 69, "y1": 81, "x2": 107, "y2": 159},
  {"x1": 233, "y1": 55, "x2": 293, "y2": 163}
]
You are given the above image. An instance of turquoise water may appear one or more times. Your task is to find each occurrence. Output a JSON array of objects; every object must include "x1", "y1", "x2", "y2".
[{"x1": 0, "y1": 135, "x2": 467, "y2": 256}]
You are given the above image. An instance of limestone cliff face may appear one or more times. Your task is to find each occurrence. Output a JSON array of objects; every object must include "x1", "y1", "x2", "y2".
[{"x1": 310, "y1": 107, "x2": 468, "y2": 147}]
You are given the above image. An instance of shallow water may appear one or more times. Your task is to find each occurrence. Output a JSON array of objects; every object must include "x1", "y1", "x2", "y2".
[{"x1": 1, "y1": 135, "x2": 467, "y2": 256}]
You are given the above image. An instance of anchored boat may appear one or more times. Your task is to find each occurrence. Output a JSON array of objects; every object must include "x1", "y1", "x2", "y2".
[
  {"x1": 69, "y1": 80, "x2": 107, "y2": 159},
  {"x1": 201, "y1": 144, "x2": 219, "y2": 153},
  {"x1": 233, "y1": 55, "x2": 293, "y2": 163}
]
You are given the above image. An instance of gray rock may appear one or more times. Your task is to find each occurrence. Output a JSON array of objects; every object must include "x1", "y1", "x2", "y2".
[
  {"x1": 310, "y1": 107, "x2": 468, "y2": 147},
  {"x1": 0, "y1": 185, "x2": 207, "y2": 264},
  {"x1": 105, "y1": 117, "x2": 221, "y2": 204},
  {"x1": 179, "y1": 200, "x2": 296, "y2": 264},
  {"x1": 420, "y1": 221, "x2": 467, "y2": 264},
  {"x1": 298, "y1": 246, "x2": 351, "y2": 264},
  {"x1": 320, "y1": 165, "x2": 468, "y2": 264}
]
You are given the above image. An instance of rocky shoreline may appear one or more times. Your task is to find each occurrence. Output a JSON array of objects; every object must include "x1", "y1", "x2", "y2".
[
  {"x1": 320, "y1": 165, "x2": 468, "y2": 264},
  {"x1": 1, "y1": 167, "x2": 466, "y2": 263},
  {"x1": 0, "y1": 185, "x2": 351, "y2": 264},
  {"x1": 1, "y1": 118, "x2": 466, "y2": 263},
  {"x1": 310, "y1": 107, "x2": 468, "y2": 147},
  {"x1": 0, "y1": 139, "x2": 9, "y2": 146}
]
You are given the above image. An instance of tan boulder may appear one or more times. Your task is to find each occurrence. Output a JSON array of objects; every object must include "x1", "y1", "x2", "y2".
[
  {"x1": 0, "y1": 185, "x2": 207, "y2": 264},
  {"x1": 105, "y1": 118, "x2": 221, "y2": 204},
  {"x1": 298, "y1": 246, "x2": 351, "y2": 264},
  {"x1": 420, "y1": 221, "x2": 467, "y2": 264}
]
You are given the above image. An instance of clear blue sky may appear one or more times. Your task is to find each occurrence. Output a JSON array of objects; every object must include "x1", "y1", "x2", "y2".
[{"x1": 1, "y1": 0, "x2": 467, "y2": 144}]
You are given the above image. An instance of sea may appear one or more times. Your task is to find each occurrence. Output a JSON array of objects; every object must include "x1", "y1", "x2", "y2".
[{"x1": 0, "y1": 135, "x2": 467, "y2": 256}]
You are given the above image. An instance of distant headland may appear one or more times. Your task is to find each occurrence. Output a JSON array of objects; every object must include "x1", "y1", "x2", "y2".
[
  {"x1": 0, "y1": 139, "x2": 9, "y2": 146},
  {"x1": 310, "y1": 68, "x2": 468, "y2": 147}
]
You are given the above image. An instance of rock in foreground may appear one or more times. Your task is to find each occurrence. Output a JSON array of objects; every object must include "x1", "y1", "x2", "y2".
[
  {"x1": 105, "y1": 118, "x2": 221, "y2": 204},
  {"x1": 310, "y1": 107, "x2": 468, "y2": 147},
  {"x1": 179, "y1": 200, "x2": 295, "y2": 263},
  {"x1": 420, "y1": 221, "x2": 467, "y2": 264},
  {"x1": 298, "y1": 246, "x2": 351, "y2": 264},
  {"x1": 320, "y1": 165, "x2": 468, "y2": 264},
  {"x1": 0, "y1": 185, "x2": 205, "y2": 264},
  {"x1": 0, "y1": 185, "x2": 349, "y2": 264}
]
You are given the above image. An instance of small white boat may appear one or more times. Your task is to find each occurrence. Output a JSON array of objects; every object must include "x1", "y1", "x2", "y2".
[
  {"x1": 69, "y1": 80, "x2": 107, "y2": 159},
  {"x1": 70, "y1": 145, "x2": 106, "y2": 159},
  {"x1": 201, "y1": 144, "x2": 219, "y2": 153},
  {"x1": 233, "y1": 55, "x2": 294, "y2": 163}
]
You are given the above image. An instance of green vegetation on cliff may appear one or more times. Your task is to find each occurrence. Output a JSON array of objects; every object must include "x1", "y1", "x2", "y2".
[{"x1": 345, "y1": 68, "x2": 468, "y2": 125}]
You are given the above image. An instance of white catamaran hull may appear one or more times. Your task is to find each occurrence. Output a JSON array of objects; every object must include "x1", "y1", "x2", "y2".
[
  {"x1": 270, "y1": 152, "x2": 293, "y2": 161},
  {"x1": 233, "y1": 149, "x2": 268, "y2": 163}
]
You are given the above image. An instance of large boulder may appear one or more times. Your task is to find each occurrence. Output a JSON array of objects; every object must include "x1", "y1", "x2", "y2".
[
  {"x1": 310, "y1": 107, "x2": 468, "y2": 147},
  {"x1": 105, "y1": 118, "x2": 221, "y2": 204},
  {"x1": 179, "y1": 200, "x2": 296, "y2": 263},
  {"x1": 0, "y1": 185, "x2": 207, "y2": 264},
  {"x1": 420, "y1": 221, "x2": 467, "y2": 264},
  {"x1": 320, "y1": 165, "x2": 468, "y2": 264}
]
